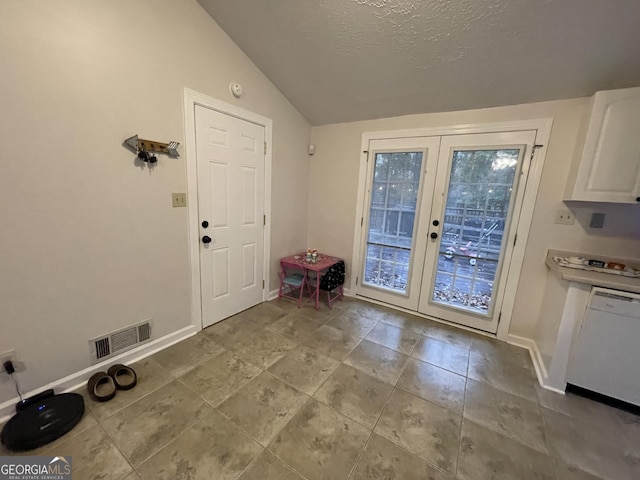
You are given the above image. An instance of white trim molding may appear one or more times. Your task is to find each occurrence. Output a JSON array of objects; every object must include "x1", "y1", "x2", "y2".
[
  {"x1": 507, "y1": 334, "x2": 565, "y2": 395},
  {"x1": 268, "y1": 288, "x2": 280, "y2": 301},
  {"x1": 183, "y1": 88, "x2": 273, "y2": 330},
  {"x1": 350, "y1": 118, "x2": 554, "y2": 341},
  {"x1": 0, "y1": 325, "x2": 198, "y2": 423}
]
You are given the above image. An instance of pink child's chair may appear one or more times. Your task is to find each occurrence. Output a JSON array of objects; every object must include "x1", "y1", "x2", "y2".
[{"x1": 278, "y1": 260, "x2": 308, "y2": 307}]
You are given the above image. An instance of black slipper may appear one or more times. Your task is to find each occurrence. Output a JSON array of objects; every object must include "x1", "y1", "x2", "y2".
[
  {"x1": 107, "y1": 364, "x2": 137, "y2": 390},
  {"x1": 87, "y1": 372, "x2": 116, "y2": 402}
]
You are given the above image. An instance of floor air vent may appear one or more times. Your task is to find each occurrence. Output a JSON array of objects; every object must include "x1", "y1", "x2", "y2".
[{"x1": 89, "y1": 320, "x2": 152, "y2": 364}]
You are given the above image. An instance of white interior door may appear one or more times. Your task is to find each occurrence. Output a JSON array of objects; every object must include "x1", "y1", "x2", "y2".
[
  {"x1": 195, "y1": 105, "x2": 265, "y2": 328},
  {"x1": 418, "y1": 131, "x2": 536, "y2": 333},
  {"x1": 356, "y1": 137, "x2": 440, "y2": 309}
]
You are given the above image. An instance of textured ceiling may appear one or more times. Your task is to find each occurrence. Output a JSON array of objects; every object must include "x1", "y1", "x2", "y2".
[{"x1": 198, "y1": 0, "x2": 640, "y2": 125}]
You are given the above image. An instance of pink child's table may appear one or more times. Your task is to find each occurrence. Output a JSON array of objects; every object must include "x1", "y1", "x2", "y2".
[{"x1": 280, "y1": 253, "x2": 342, "y2": 310}]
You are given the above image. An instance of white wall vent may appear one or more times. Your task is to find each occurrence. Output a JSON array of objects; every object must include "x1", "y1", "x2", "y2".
[
  {"x1": 89, "y1": 320, "x2": 153, "y2": 364},
  {"x1": 138, "y1": 322, "x2": 151, "y2": 342}
]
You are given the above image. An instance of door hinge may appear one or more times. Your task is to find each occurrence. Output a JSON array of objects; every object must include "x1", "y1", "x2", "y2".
[
  {"x1": 513, "y1": 233, "x2": 517, "y2": 246},
  {"x1": 262, "y1": 279, "x2": 265, "y2": 289},
  {"x1": 264, "y1": 142, "x2": 267, "y2": 155},
  {"x1": 360, "y1": 217, "x2": 364, "y2": 227},
  {"x1": 263, "y1": 214, "x2": 266, "y2": 226},
  {"x1": 498, "y1": 311, "x2": 502, "y2": 324},
  {"x1": 356, "y1": 276, "x2": 359, "y2": 286}
]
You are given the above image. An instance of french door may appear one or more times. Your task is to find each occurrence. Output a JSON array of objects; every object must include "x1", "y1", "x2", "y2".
[
  {"x1": 357, "y1": 137, "x2": 440, "y2": 309},
  {"x1": 358, "y1": 131, "x2": 536, "y2": 333},
  {"x1": 418, "y1": 131, "x2": 535, "y2": 333}
]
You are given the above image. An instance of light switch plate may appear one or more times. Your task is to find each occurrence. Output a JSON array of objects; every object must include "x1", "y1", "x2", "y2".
[{"x1": 172, "y1": 193, "x2": 187, "y2": 207}]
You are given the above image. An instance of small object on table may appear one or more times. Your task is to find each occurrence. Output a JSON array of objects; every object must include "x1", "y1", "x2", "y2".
[
  {"x1": 587, "y1": 259, "x2": 606, "y2": 268},
  {"x1": 606, "y1": 262, "x2": 625, "y2": 271}
]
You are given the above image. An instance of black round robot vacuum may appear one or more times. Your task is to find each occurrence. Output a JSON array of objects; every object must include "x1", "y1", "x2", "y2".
[{"x1": 1, "y1": 392, "x2": 85, "y2": 452}]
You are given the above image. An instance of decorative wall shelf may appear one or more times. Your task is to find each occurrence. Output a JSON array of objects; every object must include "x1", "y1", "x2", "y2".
[{"x1": 124, "y1": 135, "x2": 180, "y2": 161}]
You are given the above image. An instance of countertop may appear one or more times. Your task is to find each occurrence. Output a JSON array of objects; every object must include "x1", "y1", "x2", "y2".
[{"x1": 546, "y1": 250, "x2": 640, "y2": 294}]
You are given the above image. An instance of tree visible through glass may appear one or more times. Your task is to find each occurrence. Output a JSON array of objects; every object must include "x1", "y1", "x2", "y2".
[
  {"x1": 363, "y1": 151, "x2": 422, "y2": 294},
  {"x1": 432, "y1": 149, "x2": 520, "y2": 315}
]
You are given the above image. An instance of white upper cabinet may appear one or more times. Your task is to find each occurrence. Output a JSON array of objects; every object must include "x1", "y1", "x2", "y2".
[{"x1": 565, "y1": 87, "x2": 640, "y2": 203}]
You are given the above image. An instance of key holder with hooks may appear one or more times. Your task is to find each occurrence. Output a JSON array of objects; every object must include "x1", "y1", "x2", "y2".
[{"x1": 123, "y1": 135, "x2": 180, "y2": 167}]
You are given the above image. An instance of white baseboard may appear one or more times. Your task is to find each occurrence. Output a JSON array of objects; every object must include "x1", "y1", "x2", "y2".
[
  {"x1": 507, "y1": 334, "x2": 546, "y2": 381},
  {"x1": 507, "y1": 334, "x2": 565, "y2": 395},
  {"x1": 0, "y1": 325, "x2": 198, "y2": 423},
  {"x1": 538, "y1": 382, "x2": 566, "y2": 394}
]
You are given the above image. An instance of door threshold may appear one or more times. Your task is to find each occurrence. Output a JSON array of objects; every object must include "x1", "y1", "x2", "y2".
[{"x1": 353, "y1": 293, "x2": 498, "y2": 340}]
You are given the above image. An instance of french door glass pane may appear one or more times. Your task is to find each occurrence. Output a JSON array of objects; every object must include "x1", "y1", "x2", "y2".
[
  {"x1": 364, "y1": 152, "x2": 422, "y2": 294},
  {"x1": 433, "y1": 149, "x2": 519, "y2": 314}
]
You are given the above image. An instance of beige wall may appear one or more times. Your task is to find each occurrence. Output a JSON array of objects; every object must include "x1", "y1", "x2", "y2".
[
  {"x1": 0, "y1": 0, "x2": 310, "y2": 403},
  {"x1": 308, "y1": 98, "x2": 640, "y2": 339}
]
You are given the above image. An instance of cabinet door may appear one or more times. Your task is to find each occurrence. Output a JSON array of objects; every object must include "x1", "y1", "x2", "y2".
[{"x1": 569, "y1": 87, "x2": 640, "y2": 203}]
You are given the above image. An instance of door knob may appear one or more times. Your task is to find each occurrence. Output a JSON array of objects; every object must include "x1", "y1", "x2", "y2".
[
  {"x1": 201, "y1": 235, "x2": 212, "y2": 244},
  {"x1": 201, "y1": 220, "x2": 209, "y2": 228},
  {"x1": 432, "y1": 220, "x2": 440, "y2": 226},
  {"x1": 636, "y1": 197, "x2": 640, "y2": 202},
  {"x1": 430, "y1": 232, "x2": 438, "y2": 239}
]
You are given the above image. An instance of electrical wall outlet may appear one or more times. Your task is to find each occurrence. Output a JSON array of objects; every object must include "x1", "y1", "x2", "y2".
[
  {"x1": 590, "y1": 212, "x2": 606, "y2": 228},
  {"x1": 0, "y1": 349, "x2": 17, "y2": 373},
  {"x1": 555, "y1": 209, "x2": 575, "y2": 225},
  {"x1": 172, "y1": 193, "x2": 187, "y2": 207}
]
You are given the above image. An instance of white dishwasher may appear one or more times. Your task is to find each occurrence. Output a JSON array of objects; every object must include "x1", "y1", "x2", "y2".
[{"x1": 566, "y1": 287, "x2": 640, "y2": 406}]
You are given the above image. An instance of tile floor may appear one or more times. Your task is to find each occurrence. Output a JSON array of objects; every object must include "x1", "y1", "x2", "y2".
[{"x1": 3, "y1": 298, "x2": 640, "y2": 480}]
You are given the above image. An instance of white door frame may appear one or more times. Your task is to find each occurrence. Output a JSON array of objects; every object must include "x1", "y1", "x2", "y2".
[
  {"x1": 183, "y1": 88, "x2": 273, "y2": 330},
  {"x1": 351, "y1": 119, "x2": 553, "y2": 341}
]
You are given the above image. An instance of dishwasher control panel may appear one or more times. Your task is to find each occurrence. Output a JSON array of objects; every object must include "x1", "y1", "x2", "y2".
[{"x1": 589, "y1": 289, "x2": 640, "y2": 318}]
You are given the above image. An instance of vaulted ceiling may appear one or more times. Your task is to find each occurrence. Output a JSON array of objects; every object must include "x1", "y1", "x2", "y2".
[{"x1": 198, "y1": 0, "x2": 640, "y2": 125}]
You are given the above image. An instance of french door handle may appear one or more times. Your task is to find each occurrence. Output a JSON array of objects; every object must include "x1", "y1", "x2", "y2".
[{"x1": 430, "y1": 232, "x2": 438, "y2": 239}]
